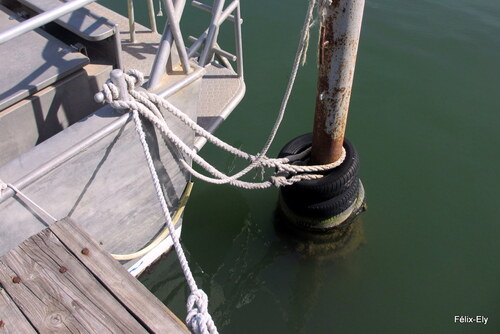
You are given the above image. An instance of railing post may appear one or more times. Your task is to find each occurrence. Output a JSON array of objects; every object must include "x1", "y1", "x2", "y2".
[
  {"x1": 127, "y1": 0, "x2": 136, "y2": 43},
  {"x1": 233, "y1": 1, "x2": 243, "y2": 78},
  {"x1": 163, "y1": 0, "x2": 191, "y2": 74},
  {"x1": 310, "y1": 0, "x2": 365, "y2": 164},
  {"x1": 148, "y1": 0, "x2": 189, "y2": 89},
  {"x1": 146, "y1": 0, "x2": 158, "y2": 33},
  {"x1": 198, "y1": 0, "x2": 226, "y2": 66}
]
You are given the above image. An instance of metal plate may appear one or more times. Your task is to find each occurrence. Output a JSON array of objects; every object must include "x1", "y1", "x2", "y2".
[{"x1": 0, "y1": 5, "x2": 89, "y2": 110}]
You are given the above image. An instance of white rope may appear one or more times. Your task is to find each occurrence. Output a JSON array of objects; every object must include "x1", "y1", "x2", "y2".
[
  {"x1": 100, "y1": 71, "x2": 345, "y2": 190},
  {"x1": 130, "y1": 109, "x2": 218, "y2": 333},
  {"x1": 0, "y1": 179, "x2": 58, "y2": 223},
  {"x1": 319, "y1": 0, "x2": 333, "y2": 21},
  {"x1": 201, "y1": 0, "x2": 319, "y2": 184},
  {"x1": 96, "y1": 2, "x2": 340, "y2": 332},
  {"x1": 99, "y1": 0, "x2": 339, "y2": 190}
]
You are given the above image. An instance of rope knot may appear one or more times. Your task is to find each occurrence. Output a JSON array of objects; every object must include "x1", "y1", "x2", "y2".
[
  {"x1": 270, "y1": 174, "x2": 294, "y2": 187},
  {"x1": 126, "y1": 69, "x2": 145, "y2": 88},
  {"x1": 102, "y1": 79, "x2": 120, "y2": 103},
  {"x1": 186, "y1": 289, "x2": 218, "y2": 334},
  {"x1": 97, "y1": 71, "x2": 149, "y2": 113}
]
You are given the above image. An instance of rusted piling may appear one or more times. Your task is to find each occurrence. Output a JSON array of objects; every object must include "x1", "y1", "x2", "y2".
[
  {"x1": 311, "y1": 0, "x2": 365, "y2": 164},
  {"x1": 278, "y1": 0, "x2": 367, "y2": 232}
]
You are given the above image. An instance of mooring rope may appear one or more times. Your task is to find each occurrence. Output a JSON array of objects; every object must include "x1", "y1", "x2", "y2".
[
  {"x1": 100, "y1": 70, "x2": 345, "y2": 190},
  {"x1": 121, "y1": 85, "x2": 217, "y2": 333},
  {"x1": 213, "y1": 0, "x2": 319, "y2": 184},
  {"x1": 96, "y1": 1, "x2": 339, "y2": 332},
  {"x1": 0, "y1": 180, "x2": 58, "y2": 223}
]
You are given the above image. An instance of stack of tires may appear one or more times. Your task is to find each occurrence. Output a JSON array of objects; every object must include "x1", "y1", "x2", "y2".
[{"x1": 278, "y1": 133, "x2": 363, "y2": 230}]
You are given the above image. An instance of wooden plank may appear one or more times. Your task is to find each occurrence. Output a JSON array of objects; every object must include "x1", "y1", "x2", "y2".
[
  {"x1": 50, "y1": 218, "x2": 190, "y2": 333},
  {"x1": 0, "y1": 229, "x2": 148, "y2": 334},
  {"x1": 0, "y1": 288, "x2": 37, "y2": 334}
]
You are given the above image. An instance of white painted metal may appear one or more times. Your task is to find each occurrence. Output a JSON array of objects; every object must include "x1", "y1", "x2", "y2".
[
  {"x1": 0, "y1": 0, "x2": 96, "y2": 44},
  {"x1": 163, "y1": 0, "x2": 191, "y2": 74},
  {"x1": 198, "y1": 0, "x2": 226, "y2": 66},
  {"x1": 148, "y1": 0, "x2": 187, "y2": 89},
  {"x1": 146, "y1": 0, "x2": 158, "y2": 33},
  {"x1": 127, "y1": 0, "x2": 136, "y2": 42}
]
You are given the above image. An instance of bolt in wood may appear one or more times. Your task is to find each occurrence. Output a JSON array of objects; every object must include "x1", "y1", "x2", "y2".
[
  {"x1": 81, "y1": 248, "x2": 90, "y2": 255},
  {"x1": 12, "y1": 276, "x2": 21, "y2": 284}
]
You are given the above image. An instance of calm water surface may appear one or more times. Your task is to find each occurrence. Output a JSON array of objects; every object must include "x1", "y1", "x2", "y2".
[{"x1": 104, "y1": 0, "x2": 499, "y2": 332}]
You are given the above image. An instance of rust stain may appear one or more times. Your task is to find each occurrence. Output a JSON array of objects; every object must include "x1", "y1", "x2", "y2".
[{"x1": 311, "y1": 0, "x2": 361, "y2": 164}]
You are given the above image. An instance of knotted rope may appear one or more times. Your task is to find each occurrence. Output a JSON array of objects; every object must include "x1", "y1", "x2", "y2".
[
  {"x1": 101, "y1": 70, "x2": 218, "y2": 333},
  {"x1": 186, "y1": 289, "x2": 217, "y2": 334},
  {"x1": 98, "y1": 68, "x2": 343, "y2": 333},
  {"x1": 99, "y1": 70, "x2": 345, "y2": 190},
  {"x1": 96, "y1": 1, "x2": 342, "y2": 332}
]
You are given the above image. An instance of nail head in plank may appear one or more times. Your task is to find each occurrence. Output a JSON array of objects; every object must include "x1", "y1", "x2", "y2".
[
  {"x1": 49, "y1": 217, "x2": 190, "y2": 333},
  {"x1": 0, "y1": 229, "x2": 147, "y2": 334}
]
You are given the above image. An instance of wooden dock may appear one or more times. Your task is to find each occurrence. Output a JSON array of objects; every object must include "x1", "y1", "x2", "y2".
[{"x1": 0, "y1": 218, "x2": 189, "y2": 333}]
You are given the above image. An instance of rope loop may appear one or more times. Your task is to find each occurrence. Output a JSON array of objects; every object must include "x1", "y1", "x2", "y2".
[
  {"x1": 102, "y1": 80, "x2": 119, "y2": 104},
  {"x1": 126, "y1": 69, "x2": 145, "y2": 88},
  {"x1": 97, "y1": 69, "x2": 346, "y2": 190},
  {"x1": 92, "y1": 3, "x2": 340, "y2": 332},
  {"x1": 186, "y1": 289, "x2": 218, "y2": 334}
]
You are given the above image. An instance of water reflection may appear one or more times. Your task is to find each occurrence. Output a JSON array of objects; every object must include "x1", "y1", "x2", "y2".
[
  {"x1": 141, "y1": 185, "x2": 366, "y2": 333},
  {"x1": 274, "y1": 214, "x2": 365, "y2": 333},
  {"x1": 189, "y1": 199, "x2": 365, "y2": 332},
  {"x1": 274, "y1": 212, "x2": 365, "y2": 261}
]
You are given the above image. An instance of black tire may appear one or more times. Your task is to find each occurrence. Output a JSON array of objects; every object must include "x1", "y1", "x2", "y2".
[
  {"x1": 278, "y1": 133, "x2": 360, "y2": 201},
  {"x1": 282, "y1": 178, "x2": 360, "y2": 220}
]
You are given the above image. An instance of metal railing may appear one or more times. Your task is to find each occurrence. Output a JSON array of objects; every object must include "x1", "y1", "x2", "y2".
[
  {"x1": 0, "y1": 0, "x2": 243, "y2": 92},
  {"x1": 148, "y1": 0, "x2": 244, "y2": 89},
  {"x1": 127, "y1": 0, "x2": 159, "y2": 43},
  {"x1": 188, "y1": 0, "x2": 243, "y2": 74},
  {"x1": 0, "y1": 0, "x2": 96, "y2": 44}
]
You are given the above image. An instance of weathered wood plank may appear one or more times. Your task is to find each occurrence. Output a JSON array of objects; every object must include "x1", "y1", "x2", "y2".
[
  {"x1": 0, "y1": 288, "x2": 37, "y2": 334},
  {"x1": 50, "y1": 218, "x2": 190, "y2": 333},
  {"x1": 0, "y1": 229, "x2": 148, "y2": 334}
]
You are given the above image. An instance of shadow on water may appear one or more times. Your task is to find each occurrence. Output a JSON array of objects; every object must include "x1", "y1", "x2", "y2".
[
  {"x1": 141, "y1": 184, "x2": 366, "y2": 333},
  {"x1": 201, "y1": 207, "x2": 366, "y2": 333},
  {"x1": 273, "y1": 212, "x2": 366, "y2": 333},
  {"x1": 273, "y1": 211, "x2": 365, "y2": 263},
  {"x1": 132, "y1": 0, "x2": 500, "y2": 330}
]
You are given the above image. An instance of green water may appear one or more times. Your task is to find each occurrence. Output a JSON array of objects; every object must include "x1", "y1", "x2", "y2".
[{"x1": 103, "y1": 0, "x2": 499, "y2": 332}]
